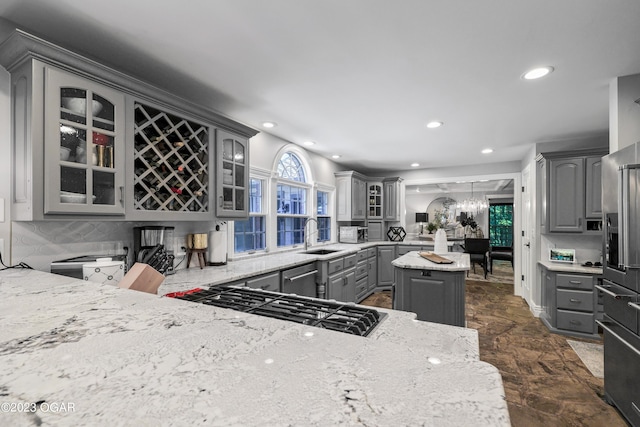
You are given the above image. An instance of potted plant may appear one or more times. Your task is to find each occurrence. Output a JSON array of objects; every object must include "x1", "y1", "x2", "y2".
[{"x1": 426, "y1": 222, "x2": 437, "y2": 234}]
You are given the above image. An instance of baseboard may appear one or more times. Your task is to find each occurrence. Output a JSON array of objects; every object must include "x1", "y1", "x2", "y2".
[{"x1": 526, "y1": 301, "x2": 543, "y2": 318}]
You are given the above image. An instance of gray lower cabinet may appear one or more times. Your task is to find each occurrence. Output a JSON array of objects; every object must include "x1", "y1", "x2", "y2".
[
  {"x1": 377, "y1": 246, "x2": 396, "y2": 288},
  {"x1": 281, "y1": 263, "x2": 318, "y2": 297},
  {"x1": 367, "y1": 248, "x2": 377, "y2": 293},
  {"x1": 394, "y1": 268, "x2": 466, "y2": 327},
  {"x1": 355, "y1": 249, "x2": 369, "y2": 301},
  {"x1": 540, "y1": 265, "x2": 600, "y2": 338},
  {"x1": 245, "y1": 271, "x2": 280, "y2": 292},
  {"x1": 225, "y1": 271, "x2": 281, "y2": 292},
  {"x1": 320, "y1": 254, "x2": 357, "y2": 302}
]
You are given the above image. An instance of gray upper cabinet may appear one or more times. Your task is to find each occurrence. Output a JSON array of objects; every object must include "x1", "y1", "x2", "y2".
[
  {"x1": 127, "y1": 99, "x2": 213, "y2": 220},
  {"x1": 0, "y1": 30, "x2": 258, "y2": 222},
  {"x1": 335, "y1": 171, "x2": 367, "y2": 221},
  {"x1": 585, "y1": 156, "x2": 602, "y2": 219},
  {"x1": 540, "y1": 149, "x2": 607, "y2": 234},
  {"x1": 215, "y1": 130, "x2": 249, "y2": 219},
  {"x1": 45, "y1": 67, "x2": 126, "y2": 215},
  {"x1": 6, "y1": 58, "x2": 127, "y2": 220},
  {"x1": 383, "y1": 177, "x2": 402, "y2": 221},
  {"x1": 549, "y1": 158, "x2": 585, "y2": 232},
  {"x1": 367, "y1": 181, "x2": 383, "y2": 219}
]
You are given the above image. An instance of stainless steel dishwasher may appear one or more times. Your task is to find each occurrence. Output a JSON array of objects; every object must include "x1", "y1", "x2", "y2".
[{"x1": 281, "y1": 262, "x2": 318, "y2": 297}]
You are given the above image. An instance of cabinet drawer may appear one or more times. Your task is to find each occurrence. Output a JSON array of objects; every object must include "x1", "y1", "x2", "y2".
[
  {"x1": 557, "y1": 309, "x2": 594, "y2": 333},
  {"x1": 246, "y1": 272, "x2": 280, "y2": 292},
  {"x1": 556, "y1": 273, "x2": 593, "y2": 290},
  {"x1": 557, "y1": 289, "x2": 594, "y2": 312},
  {"x1": 367, "y1": 247, "x2": 377, "y2": 258},
  {"x1": 344, "y1": 254, "x2": 358, "y2": 269},
  {"x1": 356, "y1": 276, "x2": 368, "y2": 298},
  {"x1": 327, "y1": 258, "x2": 344, "y2": 275},
  {"x1": 355, "y1": 261, "x2": 368, "y2": 280},
  {"x1": 357, "y1": 250, "x2": 368, "y2": 263}
]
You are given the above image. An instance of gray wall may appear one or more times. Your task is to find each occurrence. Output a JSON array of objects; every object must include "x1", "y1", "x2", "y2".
[{"x1": 610, "y1": 73, "x2": 640, "y2": 152}]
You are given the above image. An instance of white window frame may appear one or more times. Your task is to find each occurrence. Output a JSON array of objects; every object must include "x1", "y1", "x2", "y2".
[{"x1": 229, "y1": 167, "x2": 271, "y2": 259}]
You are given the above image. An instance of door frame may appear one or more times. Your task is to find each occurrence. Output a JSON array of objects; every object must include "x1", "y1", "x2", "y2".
[{"x1": 404, "y1": 172, "x2": 522, "y2": 296}]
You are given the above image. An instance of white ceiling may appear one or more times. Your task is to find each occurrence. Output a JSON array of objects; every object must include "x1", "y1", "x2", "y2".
[{"x1": 1, "y1": 0, "x2": 639, "y2": 174}]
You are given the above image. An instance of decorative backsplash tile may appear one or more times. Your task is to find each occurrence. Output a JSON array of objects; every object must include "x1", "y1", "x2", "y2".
[{"x1": 12, "y1": 220, "x2": 218, "y2": 273}]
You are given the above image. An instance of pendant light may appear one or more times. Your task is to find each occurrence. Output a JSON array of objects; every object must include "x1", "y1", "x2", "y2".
[{"x1": 456, "y1": 182, "x2": 488, "y2": 215}]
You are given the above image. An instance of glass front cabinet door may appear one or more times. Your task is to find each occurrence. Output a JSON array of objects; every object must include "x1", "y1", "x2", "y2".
[
  {"x1": 44, "y1": 67, "x2": 125, "y2": 215},
  {"x1": 216, "y1": 130, "x2": 249, "y2": 218},
  {"x1": 368, "y1": 182, "x2": 383, "y2": 219}
]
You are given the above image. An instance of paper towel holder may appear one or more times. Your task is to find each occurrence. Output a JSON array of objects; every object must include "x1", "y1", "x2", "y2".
[{"x1": 208, "y1": 224, "x2": 228, "y2": 266}]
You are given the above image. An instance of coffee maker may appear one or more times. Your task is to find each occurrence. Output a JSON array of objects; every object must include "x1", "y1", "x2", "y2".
[{"x1": 133, "y1": 226, "x2": 175, "y2": 274}]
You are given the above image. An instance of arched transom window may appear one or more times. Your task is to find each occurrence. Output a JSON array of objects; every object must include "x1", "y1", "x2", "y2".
[{"x1": 277, "y1": 152, "x2": 306, "y2": 182}]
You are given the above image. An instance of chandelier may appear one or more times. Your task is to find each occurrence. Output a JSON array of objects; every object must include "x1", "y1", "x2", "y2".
[{"x1": 456, "y1": 182, "x2": 488, "y2": 214}]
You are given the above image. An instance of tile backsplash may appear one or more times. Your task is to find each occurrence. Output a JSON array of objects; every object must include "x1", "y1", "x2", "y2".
[
  {"x1": 540, "y1": 234, "x2": 603, "y2": 265},
  {"x1": 11, "y1": 220, "x2": 219, "y2": 272}
]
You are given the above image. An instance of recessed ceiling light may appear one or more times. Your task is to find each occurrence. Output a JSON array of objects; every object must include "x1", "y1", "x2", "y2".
[
  {"x1": 262, "y1": 121, "x2": 277, "y2": 128},
  {"x1": 332, "y1": 154, "x2": 341, "y2": 159},
  {"x1": 303, "y1": 141, "x2": 315, "y2": 146},
  {"x1": 426, "y1": 121, "x2": 443, "y2": 129},
  {"x1": 522, "y1": 66, "x2": 554, "y2": 80},
  {"x1": 481, "y1": 148, "x2": 494, "y2": 154},
  {"x1": 411, "y1": 163, "x2": 420, "y2": 167}
]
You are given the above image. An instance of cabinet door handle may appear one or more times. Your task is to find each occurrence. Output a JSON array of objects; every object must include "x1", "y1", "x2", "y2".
[
  {"x1": 569, "y1": 298, "x2": 581, "y2": 303},
  {"x1": 569, "y1": 320, "x2": 581, "y2": 325},
  {"x1": 628, "y1": 302, "x2": 640, "y2": 312},
  {"x1": 569, "y1": 280, "x2": 582, "y2": 284},
  {"x1": 119, "y1": 186, "x2": 125, "y2": 206},
  {"x1": 219, "y1": 196, "x2": 223, "y2": 207}
]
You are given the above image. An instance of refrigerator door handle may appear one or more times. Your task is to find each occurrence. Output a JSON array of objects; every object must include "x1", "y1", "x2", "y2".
[
  {"x1": 597, "y1": 320, "x2": 640, "y2": 357},
  {"x1": 620, "y1": 164, "x2": 640, "y2": 269},
  {"x1": 619, "y1": 166, "x2": 626, "y2": 269}
]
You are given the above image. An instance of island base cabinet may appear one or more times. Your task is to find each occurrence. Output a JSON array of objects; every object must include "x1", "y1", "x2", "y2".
[{"x1": 394, "y1": 268, "x2": 465, "y2": 327}]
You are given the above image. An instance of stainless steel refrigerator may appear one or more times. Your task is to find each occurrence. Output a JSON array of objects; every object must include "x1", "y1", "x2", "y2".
[{"x1": 597, "y1": 142, "x2": 640, "y2": 426}]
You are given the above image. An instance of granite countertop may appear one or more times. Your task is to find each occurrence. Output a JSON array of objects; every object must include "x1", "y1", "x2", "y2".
[
  {"x1": 163, "y1": 241, "x2": 463, "y2": 294},
  {"x1": 538, "y1": 260, "x2": 603, "y2": 275},
  {"x1": 0, "y1": 268, "x2": 509, "y2": 426},
  {"x1": 392, "y1": 251, "x2": 471, "y2": 272}
]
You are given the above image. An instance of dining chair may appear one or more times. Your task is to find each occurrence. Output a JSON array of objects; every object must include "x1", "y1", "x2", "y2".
[{"x1": 463, "y1": 238, "x2": 491, "y2": 279}]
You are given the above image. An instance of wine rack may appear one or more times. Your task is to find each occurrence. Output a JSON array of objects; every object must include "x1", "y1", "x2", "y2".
[{"x1": 133, "y1": 103, "x2": 209, "y2": 212}]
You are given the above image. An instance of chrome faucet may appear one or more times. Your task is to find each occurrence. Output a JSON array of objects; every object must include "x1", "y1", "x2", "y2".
[{"x1": 303, "y1": 218, "x2": 318, "y2": 251}]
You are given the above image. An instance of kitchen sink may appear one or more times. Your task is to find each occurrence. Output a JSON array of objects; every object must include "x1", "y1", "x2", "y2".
[{"x1": 303, "y1": 249, "x2": 341, "y2": 255}]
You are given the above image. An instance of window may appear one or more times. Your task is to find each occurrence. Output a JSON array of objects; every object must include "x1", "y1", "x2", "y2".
[
  {"x1": 488, "y1": 203, "x2": 513, "y2": 249},
  {"x1": 277, "y1": 152, "x2": 306, "y2": 182},
  {"x1": 317, "y1": 190, "x2": 330, "y2": 242},
  {"x1": 276, "y1": 152, "x2": 309, "y2": 247},
  {"x1": 234, "y1": 178, "x2": 266, "y2": 253}
]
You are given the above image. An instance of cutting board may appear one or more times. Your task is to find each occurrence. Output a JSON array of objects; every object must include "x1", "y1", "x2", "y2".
[{"x1": 419, "y1": 252, "x2": 454, "y2": 264}]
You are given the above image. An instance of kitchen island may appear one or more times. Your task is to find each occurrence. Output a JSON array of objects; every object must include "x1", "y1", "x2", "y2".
[
  {"x1": 393, "y1": 251, "x2": 470, "y2": 327},
  {"x1": 0, "y1": 268, "x2": 509, "y2": 426}
]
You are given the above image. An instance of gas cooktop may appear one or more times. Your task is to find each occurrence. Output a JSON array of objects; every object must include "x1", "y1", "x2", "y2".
[{"x1": 169, "y1": 285, "x2": 386, "y2": 337}]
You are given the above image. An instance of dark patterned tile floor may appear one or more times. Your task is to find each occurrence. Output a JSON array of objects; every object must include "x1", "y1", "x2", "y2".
[{"x1": 360, "y1": 279, "x2": 627, "y2": 426}]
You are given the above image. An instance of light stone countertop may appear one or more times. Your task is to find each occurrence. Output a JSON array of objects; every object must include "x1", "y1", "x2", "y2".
[
  {"x1": 0, "y1": 268, "x2": 509, "y2": 426},
  {"x1": 162, "y1": 241, "x2": 463, "y2": 294},
  {"x1": 392, "y1": 251, "x2": 471, "y2": 272},
  {"x1": 538, "y1": 260, "x2": 603, "y2": 275}
]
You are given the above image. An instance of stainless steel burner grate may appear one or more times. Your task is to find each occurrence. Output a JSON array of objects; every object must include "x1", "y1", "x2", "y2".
[{"x1": 172, "y1": 285, "x2": 386, "y2": 337}]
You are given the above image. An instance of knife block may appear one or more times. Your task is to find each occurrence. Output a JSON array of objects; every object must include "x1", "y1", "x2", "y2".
[{"x1": 118, "y1": 262, "x2": 165, "y2": 294}]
